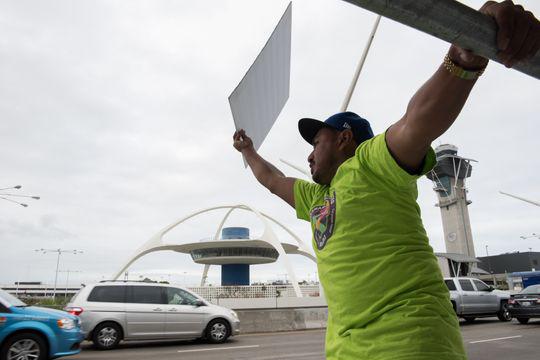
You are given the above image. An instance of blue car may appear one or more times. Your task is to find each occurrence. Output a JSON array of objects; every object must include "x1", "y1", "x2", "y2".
[{"x1": 0, "y1": 288, "x2": 84, "y2": 360}]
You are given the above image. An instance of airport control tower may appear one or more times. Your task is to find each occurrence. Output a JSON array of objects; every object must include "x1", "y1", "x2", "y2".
[{"x1": 426, "y1": 144, "x2": 477, "y2": 258}]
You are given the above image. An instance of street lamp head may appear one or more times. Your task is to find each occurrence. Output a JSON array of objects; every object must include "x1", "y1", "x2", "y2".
[{"x1": 1, "y1": 185, "x2": 39, "y2": 207}]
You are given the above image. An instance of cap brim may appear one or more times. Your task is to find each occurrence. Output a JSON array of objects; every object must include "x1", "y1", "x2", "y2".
[{"x1": 298, "y1": 118, "x2": 334, "y2": 145}]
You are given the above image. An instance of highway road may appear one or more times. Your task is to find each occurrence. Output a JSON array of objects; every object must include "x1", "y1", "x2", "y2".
[{"x1": 72, "y1": 318, "x2": 540, "y2": 360}]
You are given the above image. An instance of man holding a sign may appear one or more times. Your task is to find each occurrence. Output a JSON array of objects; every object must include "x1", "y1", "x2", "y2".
[{"x1": 233, "y1": 1, "x2": 539, "y2": 359}]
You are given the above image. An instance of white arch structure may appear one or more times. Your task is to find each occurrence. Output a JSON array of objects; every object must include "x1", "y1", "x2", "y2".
[{"x1": 112, "y1": 204, "x2": 316, "y2": 297}]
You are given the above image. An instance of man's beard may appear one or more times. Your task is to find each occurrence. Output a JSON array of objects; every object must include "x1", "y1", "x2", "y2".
[{"x1": 312, "y1": 172, "x2": 330, "y2": 185}]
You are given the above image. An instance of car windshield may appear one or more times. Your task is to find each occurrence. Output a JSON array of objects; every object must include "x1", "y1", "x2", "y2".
[
  {"x1": 0, "y1": 288, "x2": 26, "y2": 307},
  {"x1": 521, "y1": 285, "x2": 540, "y2": 294}
]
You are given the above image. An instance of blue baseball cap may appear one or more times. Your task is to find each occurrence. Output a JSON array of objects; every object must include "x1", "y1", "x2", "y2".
[{"x1": 298, "y1": 111, "x2": 374, "y2": 146}]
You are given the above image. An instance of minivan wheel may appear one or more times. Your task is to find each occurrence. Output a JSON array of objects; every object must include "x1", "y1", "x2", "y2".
[
  {"x1": 206, "y1": 319, "x2": 230, "y2": 344},
  {"x1": 1, "y1": 332, "x2": 46, "y2": 360},
  {"x1": 517, "y1": 317, "x2": 530, "y2": 324},
  {"x1": 497, "y1": 302, "x2": 512, "y2": 322},
  {"x1": 92, "y1": 322, "x2": 122, "y2": 350}
]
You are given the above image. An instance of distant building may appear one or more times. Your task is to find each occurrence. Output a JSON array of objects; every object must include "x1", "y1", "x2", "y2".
[
  {"x1": 1, "y1": 282, "x2": 81, "y2": 298},
  {"x1": 475, "y1": 251, "x2": 540, "y2": 287},
  {"x1": 477, "y1": 251, "x2": 540, "y2": 273}
]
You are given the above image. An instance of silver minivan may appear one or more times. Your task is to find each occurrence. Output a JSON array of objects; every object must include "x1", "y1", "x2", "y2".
[{"x1": 65, "y1": 281, "x2": 240, "y2": 350}]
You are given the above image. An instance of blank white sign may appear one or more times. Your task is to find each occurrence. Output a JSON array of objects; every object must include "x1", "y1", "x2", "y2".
[{"x1": 229, "y1": 2, "x2": 292, "y2": 163}]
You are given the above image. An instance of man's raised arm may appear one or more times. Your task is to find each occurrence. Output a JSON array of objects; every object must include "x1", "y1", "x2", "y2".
[
  {"x1": 233, "y1": 129, "x2": 297, "y2": 207},
  {"x1": 386, "y1": 0, "x2": 540, "y2": 174}
]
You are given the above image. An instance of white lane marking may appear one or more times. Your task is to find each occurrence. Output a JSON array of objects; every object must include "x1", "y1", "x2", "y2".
[
  {"x1": 239, "y1": 328, "x2": 325, "y2": 337},
  {"x1": 469, "y1": 335, "x2": 522, "y2": 344},
  {"x1": 251, "y1": 352, "x2": 324, "y2": 360},
  {"x1": 177, "y1": 345, "x2": 260, "y2": 353}
]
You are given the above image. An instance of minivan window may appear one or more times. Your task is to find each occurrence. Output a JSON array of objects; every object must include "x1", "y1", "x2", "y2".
[
  {"x1": 444, "y1": 280, "x2": 457, "y2": 291},
  {"x1": 167, "y1": 287, "x2": 199, "y2": 305},
  {"x1": 88, "y1": 286, "x2": 126, "y2": 303},
  {"x1": 127, "y1": 286, "x2": 164, "y2": 304}
]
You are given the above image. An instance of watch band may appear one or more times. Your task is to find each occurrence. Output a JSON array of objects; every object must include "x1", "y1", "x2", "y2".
[{"x1": 443, "y1": 54, "x2": 486, "y2": 80}]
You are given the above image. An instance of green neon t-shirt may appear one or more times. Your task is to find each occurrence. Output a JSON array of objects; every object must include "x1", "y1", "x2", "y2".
[{"x1": 294, "y1": 133, "x2": 466, "y2": 360}]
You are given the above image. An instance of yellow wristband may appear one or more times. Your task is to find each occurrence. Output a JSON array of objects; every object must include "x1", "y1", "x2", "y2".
[{"x1": 443, "y1": 54, "x2": 486, "y2": 80}]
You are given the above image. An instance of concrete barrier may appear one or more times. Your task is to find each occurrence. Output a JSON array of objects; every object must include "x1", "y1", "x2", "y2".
[{"x1": 236, "y1": 307, "x2": 328, "y2": 334}]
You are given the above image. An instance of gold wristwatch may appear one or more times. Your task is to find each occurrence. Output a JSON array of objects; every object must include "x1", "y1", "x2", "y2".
[{"x1": 443, "y1": 54, "x2": 487, "y2": 80}]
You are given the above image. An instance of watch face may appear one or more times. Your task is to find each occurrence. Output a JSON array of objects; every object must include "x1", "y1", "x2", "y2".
[{"x1": 447, "y1": 232, "x2": 457, "y2": 242}]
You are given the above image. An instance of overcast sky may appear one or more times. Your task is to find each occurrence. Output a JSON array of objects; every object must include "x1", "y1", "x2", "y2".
[{"x1": 1, "y1": 0, "x2": 538, "y2": 288}]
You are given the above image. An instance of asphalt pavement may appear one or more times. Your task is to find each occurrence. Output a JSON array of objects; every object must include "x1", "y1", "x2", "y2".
[{"x1": 71, "y1": 317, "x2": 540, "y2": 360}]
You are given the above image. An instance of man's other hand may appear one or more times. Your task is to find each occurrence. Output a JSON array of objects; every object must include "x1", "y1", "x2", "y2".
[
  {"x1": 232, "y1": 129, "x2": 296, "y2": 207},
  {"x1": 233, "y1": 129, "x2": 254, "y2": 153},
  {"x1": 452, "y1": 1, "x2": 540, "y2": 69}
]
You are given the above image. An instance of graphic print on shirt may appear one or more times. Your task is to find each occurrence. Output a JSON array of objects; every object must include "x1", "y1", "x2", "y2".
[{"x1": 310, "y1": 191, "x2": 336, "y2": 250}]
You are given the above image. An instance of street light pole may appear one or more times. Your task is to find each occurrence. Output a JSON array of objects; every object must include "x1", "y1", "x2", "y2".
[
  {"x1": 59, "y1": 270, "x2": 82, "y2": 299},
  {"x1": 35, "y1": 248, "x2": 83, "y2": 298},
  {"x1": 54, "y1": 251, "x2": 61, "y2": 296}
]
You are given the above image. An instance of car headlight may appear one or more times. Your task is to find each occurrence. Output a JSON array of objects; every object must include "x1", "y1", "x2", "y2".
[
  {"x1": 57, "y1": 318, "x2": 76, "y2": 330},
  {"x1": 229, "y1": 310, "x2": 239, "y2": 320}
]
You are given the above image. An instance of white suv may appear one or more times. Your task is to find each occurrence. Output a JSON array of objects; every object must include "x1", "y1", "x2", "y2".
[{"x1": 65, "y1": 281, "x2": 240, "y2": 350}]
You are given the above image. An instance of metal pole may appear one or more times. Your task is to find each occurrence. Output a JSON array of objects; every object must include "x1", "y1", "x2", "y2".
[
  {"x1": 342, "y1": 0, "x2": 540, "y2": 80},
  {"x1": 500, "y1": 191, "x2": 540, "y2": 207},
  {"x1": 65, "y1": 271, "x2": 70, "y2": 300},
  {"x1": 53, "y1": 250, "x2": 61, "y2": 298},
  {"x1": 485, "y1": 246, "x2": 496, "y2": 286},
  {"x1": 341, "y1": 15, "x2": 381, "y2": 112},
  {"x1": 201, "y1": 265, "x2": 211, "y2": 287},
  {"x1": 279, "y1": 158, "x2": 311, "y2": 177}
]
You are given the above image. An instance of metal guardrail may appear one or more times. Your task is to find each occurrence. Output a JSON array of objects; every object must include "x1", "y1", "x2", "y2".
[{"x1": 188, "y1": 285, "x2": 321, "y2": 300}]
